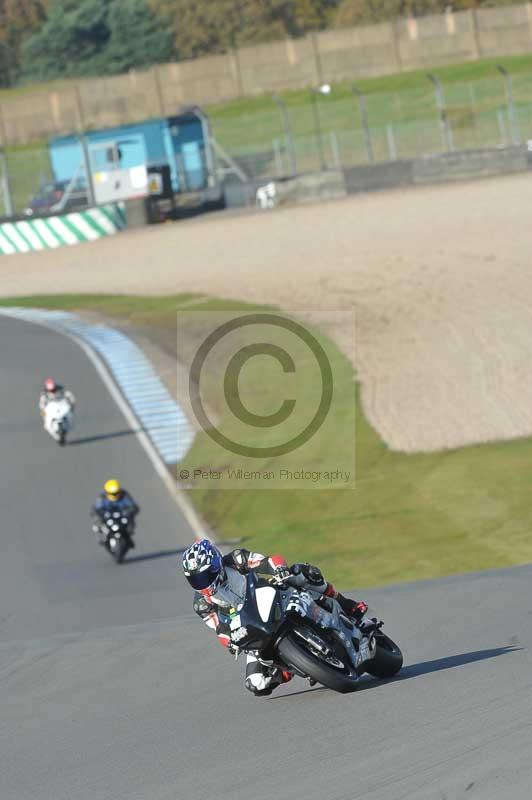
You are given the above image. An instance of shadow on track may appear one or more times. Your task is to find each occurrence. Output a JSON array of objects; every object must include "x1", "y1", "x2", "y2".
[
  {"x1": 69, "y1": 420, "x2": 182, "y2": 446},
  {"x1": 358, "y1": 645, "x2": 521, "y2": 692},
  {"x1": 270, "y1": 685, "x2": 330, "y2": 700},
  {"x1": 125, "y1": 548, "x2": 185, "y2": 564},
  {"x1": 271, "y1": 647, "x2": 521, "y2": 700},
  {"x1": 68, "y1": 429, "x2": 138, "y2": 446}
]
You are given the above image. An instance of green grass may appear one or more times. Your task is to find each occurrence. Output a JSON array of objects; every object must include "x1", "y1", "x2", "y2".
[
  {"x1": 209, "y1": 52, "x2": 532, "y2": 120},
  {"x1": 4, "y1": 144, "x2": 53, "y2": 214},
  {"x1": 3, "y1": 293, "x2": 532, "y2": 589},
  {"x1": 0, "y1": 78, "x2": 77, "y2": 100}
]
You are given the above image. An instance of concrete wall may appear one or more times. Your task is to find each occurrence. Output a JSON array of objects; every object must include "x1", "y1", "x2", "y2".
[
  {"x1": 232, "y1": 145, "x2": 529, "y2": 210},
  {"x1": 4, "y1": 3, "x2": 532, "y2": 145},
  {"x1": 316, "y1": 23, "x2": 400, "y2": 81},
  {"x1": 412, "y1": 145, "x2": 528, "y2": 183},
  {"x1": 475, "y1": 5, "x2": 532, "y2": 56},
  {"x1": 343, "y1": 145, "x2": 528, "y2": 194},
  {"x1": 395, "y1": 11, "x2": 481, "y2": 69}
]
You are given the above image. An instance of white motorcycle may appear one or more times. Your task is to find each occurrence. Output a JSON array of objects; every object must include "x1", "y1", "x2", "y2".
[{"x1": 43, "y1": 397, "x2": 74, "y2": 446}]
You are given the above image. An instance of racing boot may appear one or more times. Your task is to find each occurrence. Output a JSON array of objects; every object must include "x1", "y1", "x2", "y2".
[
  {"x1": 245, "y1": 656, "x2": 292, "y2": 697},
  {"x1": 339, "y1": 598, "x2": 369, "y2": 624},
  {"x1": 322, "y1": 584, "x2": 369, "y2": 624}
]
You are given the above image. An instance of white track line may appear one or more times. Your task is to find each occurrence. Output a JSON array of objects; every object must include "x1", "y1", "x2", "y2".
[{"x1": 70, "y1": 333, "x2": 205, "y2": 537}]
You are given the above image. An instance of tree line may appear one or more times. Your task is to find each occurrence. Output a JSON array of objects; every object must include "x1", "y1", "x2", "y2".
[{"x1": 0, "y1": 0, "x2": 520, "y2": 87}]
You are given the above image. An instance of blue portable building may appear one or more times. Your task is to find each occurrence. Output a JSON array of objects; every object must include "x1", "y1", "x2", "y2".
[{"x1": 48, "y1": 108, "x2": 221, "y2": 212}]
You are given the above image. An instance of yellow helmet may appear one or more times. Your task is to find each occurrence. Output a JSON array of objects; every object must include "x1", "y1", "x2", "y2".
[{"x1": 104, "y1": 478, "x2": 122, "y2": 500}]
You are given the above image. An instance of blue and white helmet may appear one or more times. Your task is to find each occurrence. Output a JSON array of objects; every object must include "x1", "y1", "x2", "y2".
[{"x1": 182, "y1": 539, "x2": 225, "y2": 594}]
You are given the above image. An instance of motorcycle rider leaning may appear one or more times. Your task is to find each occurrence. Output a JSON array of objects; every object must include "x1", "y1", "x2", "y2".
[
  {"x1": 39, "y1": 377, "x2": 76, "y2": 418},
  {"x1": 182, "y1": 539, "x2": 375, "y2": 697},
  {"x1": 91, "y1": 479, "x2": 140, "y2": 546}
]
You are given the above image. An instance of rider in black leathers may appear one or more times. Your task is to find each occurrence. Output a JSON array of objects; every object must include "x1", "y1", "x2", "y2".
[
  {"x1": 185, "y1": 543, "x2": 371, "y2": 696},
  {"x1": 91, "y1": 479, "x2": 139, "y2": 546}
]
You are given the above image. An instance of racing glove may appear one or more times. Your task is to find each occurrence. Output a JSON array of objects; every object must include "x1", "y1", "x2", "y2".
[
  {"x1": 227, "y1": 642, "x2": 241, "y2": 658},
  {"x1": 291, "y1": 563, "x2": 325, "y2": 586},
  {"x1": 271, "y1": 565, "x2": 291, "y2": 584}
]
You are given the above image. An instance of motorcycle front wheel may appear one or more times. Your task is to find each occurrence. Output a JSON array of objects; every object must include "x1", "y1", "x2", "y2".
[
  {"x1": 111, "y1": 538, "x2": 129, "y2": 564},
  {"x1": 277, "y1": 629, "x2": 359, "y2": 694},
  {"x1": 363, "y1": 632, "x2": 403, "y2": 679}
]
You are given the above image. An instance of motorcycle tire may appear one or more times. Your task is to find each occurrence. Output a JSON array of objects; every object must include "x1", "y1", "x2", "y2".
[
  {"x1": 59, "y1": 431, "x2": 66, "y2": 447},
  {"x1": 112, "y1": 538, "x2": 129, "y2": 565},
  {"x1": 363, "y1": 632, "x2": 403, "y2": 679},
  {"x1": 277, "y1": 631, "x2": 359, "y2": 694}
]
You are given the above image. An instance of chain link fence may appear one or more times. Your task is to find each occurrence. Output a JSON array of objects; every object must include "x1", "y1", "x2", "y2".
[
  {"x1": 0, "y1": 147, "x2": 54, "y2": 218},
  {"x1": 0, "y1": 146, "x2": 57, "y2": 218},
  {"x1": 211, "y1": 70, "x2": 532, "y2": 185},
  {"x1": 1, "y1": 69, "x2": 532, "y2": 218}
]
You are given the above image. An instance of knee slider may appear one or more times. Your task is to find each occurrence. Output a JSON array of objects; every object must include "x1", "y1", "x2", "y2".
[{"x1": 245, "y1": 677, "x2": 273, "y2": 696}]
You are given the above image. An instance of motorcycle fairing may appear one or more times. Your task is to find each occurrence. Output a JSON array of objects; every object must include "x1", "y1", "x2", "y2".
[
  {"x1": 223, "y1": 572, "x2": 362, "y2": 675},
  {"x1": 219, "y1": 572, "x2": 284, "y2": 652},
  {"x1": 44, "y1": 398, "x2": 73, "y2": 437},
  {"x1": 279, "y1": 587, "x2": 362, "y2": 669}
]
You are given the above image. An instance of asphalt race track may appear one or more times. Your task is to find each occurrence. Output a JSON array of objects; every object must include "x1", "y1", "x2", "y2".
[
  {"x1": 0, "y1": 316, "x2": 194, "y2": 642},
  {"x1": 1, "y1": 315, "x2": 532, "y2": 800}
]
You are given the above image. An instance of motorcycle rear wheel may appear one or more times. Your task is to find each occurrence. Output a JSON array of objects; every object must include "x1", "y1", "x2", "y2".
[{"x1": 277, "y1": 630, "x2": 359, "y2": 694}]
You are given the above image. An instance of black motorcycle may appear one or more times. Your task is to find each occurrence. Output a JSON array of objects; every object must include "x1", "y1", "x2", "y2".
[
  {"x1": 96, "y1": 510, "x2": 135, "y2": 564},
  {"x1": 220, "y1": 570, "x2": 403, "y2": 693}
]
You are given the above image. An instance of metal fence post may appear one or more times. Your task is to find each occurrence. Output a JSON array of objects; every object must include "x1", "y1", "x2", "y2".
[
  {"x1": 496, "y1": 64, "x2": 520, "y2": 146},
  {"x1": 309, "y1": 84, "x2": 331, "y2": 172},
  {"x1": 0, "y1": 151, "x2": 13, "y2": 217},
  {"x1": 310, "y1": 88, "x2": 325, "y2": 171},
  {"x1": 329, "y1": 131, "x2": 341, "y2": 168},
  {"x1": 79, "y1": 134, "x2": 95, "y2": 207},
  {"x1": 0, "y1": 103, "x2": 13, "y2": 217},
  {"x1": 273, "y1": 138, "x2": 283, "y2": 176},
  {"x1": 73, "y1": 85, "x2": 95, "y2": 207},
  {"x1": 468, "y1": 83, "x2": 482, "y2": 147},
  {"x1": 195, "y1": 106, "x2": 219, "y2": 189},
  {"x1": 427, "y1": 73, "x2": 453, "y2": 153},
  {"x1": 496, "y1": 109, "x2": 508, "y2": 146},
  {"x1": 272, "y1": 94, "x2": 297, "y2": 176},
  {"x1": 352, "y1": 85, "x2": 374, "y2": 163},
  {"x1": 386, "y1": 125, "x2": 397, "y2": 160}
]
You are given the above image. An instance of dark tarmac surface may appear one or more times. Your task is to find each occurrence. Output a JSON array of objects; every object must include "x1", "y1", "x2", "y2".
[{"x1": 1, "y1": 316, "x2": 531, "y2": 800}]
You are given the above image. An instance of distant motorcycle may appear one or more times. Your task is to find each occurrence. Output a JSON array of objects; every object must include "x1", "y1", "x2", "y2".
[
  {"x1": 94, "y1": 510, "x2": 135, "y2": 564},
  {"x1": 223, "y1": 570, "x2": 403, "y2": 693},
  {"x1": 43, "y1": 397, "x2": 74, "y2": 446}
]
